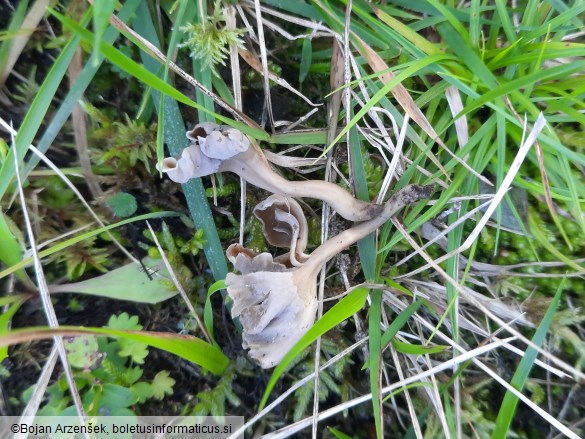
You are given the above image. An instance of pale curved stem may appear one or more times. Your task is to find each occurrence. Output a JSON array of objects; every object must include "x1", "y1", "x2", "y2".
[
  {"x1": 300, "y1": 184, "x2": 434, "y2": 277},
  {"x1": 222, "y1": 148, "x2": 384, "y2": 222}
]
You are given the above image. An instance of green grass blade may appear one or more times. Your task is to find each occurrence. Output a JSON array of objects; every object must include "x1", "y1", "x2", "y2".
[
  {"x1": 379, "y1": 171, "x2": 468, "y2": 253},
  {"x1": 48, "y1": 8, "x2": 267, "y2": 141},
  {"x1": 370, "y1": 4, "x2": 441, "y2": 56},
  {"x1": 380, "y1": 300, "x2": 423, "y2": 348},
  {"x1": 18, "y1": 0, "x2": 142, "y2": 187},
  {"x1": 154, "y1": 0, "x2": 191, "y2": 170},
  {"x1": 0, "y1": 0, "x2": 29, "y2": 79},
  {"x1": 91, "y1": 0, "x2": 116, "y2": 65},
  {"x1": 437, "y1": 21, "x2": 498, "y2": 89},
  {"x1": 299, "y1": 36, "x2": 312, "y2": 84},
  {"x1": 270, "y1": 130, "x2": 329, "y2": 144},
  {"x1": 521, "y1": 3, "x2": 585, "y2": 43},
  {"x1": 346, "y1": 104, "x2": 382, "y2": 436},
  {"x1": 469, "y1": 0, "x2": 481, "y2": 48},
  {"x1": 0, "y1": 211, "x2": 29, "y2": 283},
  {"x1": 0, "y1": 325, "x2": 229, "y2": 375},
  {"x1": 326, "y1": 53, "x2": 451, "y2": 156},
  {"x1": 494, "y1": 111, "x2": 506, "y2": 252},
  {"x1": 494, "y1": 0, "x2": 518, "y2": 43},
  {"x1": 458, "y1": 60, "x2": 585, "y2": 119},
  {"x1": 204, "y1": 280, "x2": 227, "y2": 343},
  {"x1": 263, "y1": 0, "x2": 320, "y2": 19},
  {"x1": 0, "y1": 299, "x2": 24, "y2": 361},
  {"x1": 0, "y1": 9, "x2": 90, "y2": 200},
  {"x1": 391, "y1": 339, "x2": 449, "y2": 355},
  {"x1": 0, "y1": 294, "x2": 28, "y2": 307},
  {"x1": 0, "y1": 211, "x2": 179, "y2": 280},
  {"x1": 327, "y1": 427, "x2": 353, "y2": 439},
  {"x1": 427, "y1": 0, "x2": 470, "y2": 43},
  {"x1": 368, "y1": 289, "x2": 383, "y2": 437},
  {"x1": 132, "y1": 3, "x2": 228, "y2": 282},
  {"x1": 492, "y1": 278, "x2": 566, "y2": 438},
  {"x1": 446, "y1": 208, "x2": 465, "y2": 340},
  {"x1": 348, "y1": 116, "x2": 375, "y2": 278}
]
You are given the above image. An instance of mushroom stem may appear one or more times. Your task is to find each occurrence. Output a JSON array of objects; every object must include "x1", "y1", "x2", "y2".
[
  {"x1": 163, "y1": 124, "x2": 419, "y2": 222},
  {"x1": 221, "y1": 146, "x2": 384, "y2": 222},
  {"x1": 300, "y1": 184, "x2": 434, "y2": 277}
]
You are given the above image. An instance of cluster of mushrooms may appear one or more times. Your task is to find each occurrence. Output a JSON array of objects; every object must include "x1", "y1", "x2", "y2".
[{"x1": 160, "y1": 123, "x2": 433, "y2": 368}]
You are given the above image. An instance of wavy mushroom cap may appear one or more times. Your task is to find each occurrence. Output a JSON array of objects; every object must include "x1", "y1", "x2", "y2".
[
  {"x1": 201, "y1": 128, "x2": 251, "y2": 160},
  {"x1": 158, "y1": 143, "x2": 221, "y2": 183},
  {"x1": 253, "y1": 195, "x2": 308, "y2": 252},
  {"x1": 185, "y1": 122, "x2": 221, "y2": 142},
  {"x1": 241, "y1": 288, "x2": 317, "y2": 369},
  {"x1": 160, "y1": 123, "x2": 252, "y2": 184},
  {"x1": 225, "y1": 243, "x2": 317, "y2": 368}
]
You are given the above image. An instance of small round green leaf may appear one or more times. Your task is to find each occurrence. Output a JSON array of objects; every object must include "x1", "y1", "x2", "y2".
[{"x1": 107, "y1": 192, "x2": 137, "y2": 217}]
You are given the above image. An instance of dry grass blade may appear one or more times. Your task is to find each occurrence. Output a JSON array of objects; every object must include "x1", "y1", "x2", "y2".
[
  {"x1": 280, "y1": 107, "x2": 319, "y2": 132},
  {"x1": 354, "y1": 36, "x2": 492, "y2": 186},
  {"x1": 389, "y1": 345, "x2": 424, "y2": 438},
  {"x1": 501, "y1": 342, "x2": 568, "y2": 379},
  {"x1": 0, "y1": 0, "x2": 50, "y2": 88},
  {"x1": 533, "y1": 131, "x2": 564, "y2": 240},
  {"x1": 16, "y1": 345, "x2": 57, "y2": 425},
  {"x1": 500, "y1": 96, "x2": 566, "y2": 246},
  {"x1": 264, "y1": 149, "x2": 326, "y2": 169},
  {"x1": 304, "y1": 23, "x2": 351, "y2": 436},
  {"x1": 419, "y1": 349, "x2": 451, "y2": 437},
  {"x1": 391, "y1": 218, "x2": 584, "y2": 381},
  {"x1": 394, "y1": 199, "x2": 492, "y2": 268},
  {"x1": 10, "y1": 127, "x2": 86, "y2": 420},
  {"x1": 261, "y1": 18, "x2": 330, "y2": 43},
  {"x1": 445, "y1": 86, "x2": 469, "y2": 149},
  {"x1": 68, "y1": 47, "x2": 107, "y2": 206},
  {"x1": 354, "y1": 36, "x2": 439, "y2": 145},
  {"x1": 235, "y1": 4, "x2": 257, "y2": 41},
  {"x1": 311, "y1": 130, "x2": 343, "y2": 437},
  {"x1": 225, "y1": 4, "x2": 247, "y2": 248},
  {"x1": 225, "y1": 5, "x2": 243, "y2": 111},
  {"x1": 228, "y1": 337, "x2": 369, "y2": 439},
  {"x1": 104, "y1": 8, "x2": 261, "y2": 129},
  {"x1": 311, "y1": 9, "x2": 351, "y2": 437},
  {"x1": 237, "y1": 47, "x2": 321, "y2": 109},
  {"x1": 415, "y1": 317, "x2": 581, "y2": 439},
  {"x1": 402, "y1": 278, "x2": 534, "y2": 330},
  {"x1": 261, "y1": 337, "x2": 516, "y2": 438},
  {"x1": 377, "y1": 114, "x2": 409, "y2": 203},
  {"x1": 399, "y1": 113, "x2": 551, "y2": 278},
  {"x1": 252, "y1": 0, "x2": 275, "y2": 130},
  {"x1": 245, "y1": 1, "x2": 331, "y2": 33},
  {"x1": 327, "y1": 37, "x2": 344, "y2": 145}
]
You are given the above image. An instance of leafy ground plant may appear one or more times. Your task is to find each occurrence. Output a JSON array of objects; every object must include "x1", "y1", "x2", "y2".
[
  {"x1": 23, "y1": 313, "x2": 176, "y2": 416},
  {"x1": 0, "y1": 1, "x2": 584, "y2": 438}
]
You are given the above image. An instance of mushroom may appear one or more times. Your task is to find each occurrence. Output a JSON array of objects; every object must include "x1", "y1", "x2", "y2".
[
  {"x1": 159, "y1": 123, "x2": 247, "y2": 184},
  {"x1": 226, "y1": 184, "x2": 434, "y2": 368},
  {"x1": 160, "y1": 124, "x2": 385, "y2": 222},
  {"x1": 253, "y1": 195, "x2": 309, "y2": 266},
  {"x1": 185, "y1": 121, "x2": 222, "y2": 141},
  {"x1": 226, "y1": 244, "x2": 318, "y2": 368}
]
